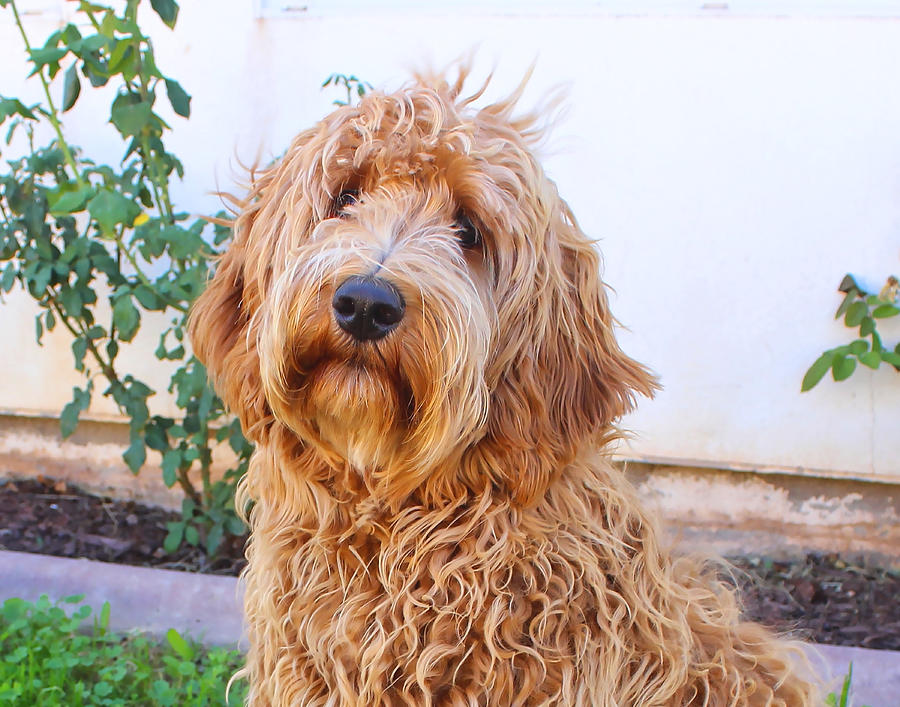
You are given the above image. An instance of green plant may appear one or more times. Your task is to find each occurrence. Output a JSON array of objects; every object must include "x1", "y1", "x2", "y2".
[
  {"x1": 802, "y1": 274, "x2": 900, "y2": 391},
  {"x1": 322, "y1": 73, "x2": 373, "y2": 106},
  {"x1": 824, "y1": 663, "x2": 871, "y2": 707},
  {"x1": 0, "y1": 0, "x2": 251, "y2": 555},
  {"x1": 0, "y1": 594, "x2": 246, "y2": 705}
]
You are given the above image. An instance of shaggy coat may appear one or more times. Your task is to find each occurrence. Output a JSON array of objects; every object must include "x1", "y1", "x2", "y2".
[{"x1": 189, "y1": 70, "x2": 818, "y2": 706}]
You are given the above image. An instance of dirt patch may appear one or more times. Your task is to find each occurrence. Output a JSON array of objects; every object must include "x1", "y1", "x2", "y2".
[
  {"x1": 0, "y1": 477, "x2": 244, "y2": 576},
  {"x1": 730, "y1": 555, "x2": 899, "y2": 650},
  {"x1": 2, "y1": 477, "x2": 898, "y2": 650}
]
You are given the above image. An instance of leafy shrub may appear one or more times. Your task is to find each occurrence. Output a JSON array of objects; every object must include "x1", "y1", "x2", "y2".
[
  {"x1": 802, "y1": 274, "x2": 899, "y2": 391},
  {"x1": 0, "y1": 0, "x2": 250, "y2": 555},
  {"x1": 0, "y1": 594, "x2": 246, "y2": 705}
]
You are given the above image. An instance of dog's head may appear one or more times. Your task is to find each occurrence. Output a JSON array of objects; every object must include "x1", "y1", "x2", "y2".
[{"x1": 190, "y1": 69, "x2": 656, "y2": 507}]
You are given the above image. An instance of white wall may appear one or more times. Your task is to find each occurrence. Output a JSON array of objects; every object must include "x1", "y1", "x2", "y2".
[{"x1": 1, "y1": 1, "x2": 898, "y2": 481}]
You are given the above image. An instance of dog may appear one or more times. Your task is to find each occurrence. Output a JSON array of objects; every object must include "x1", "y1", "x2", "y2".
[{"x1": 189, "y1": 69, "x2": 819, "y2": 705}]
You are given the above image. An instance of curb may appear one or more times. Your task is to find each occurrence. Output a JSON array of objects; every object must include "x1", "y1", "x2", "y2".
[
  {"x1": 0, "y1": 550, "x2": 243, "y2": 647},
  {"x1": 2, "y1": 550, "x2": 898, "y2": 705}
]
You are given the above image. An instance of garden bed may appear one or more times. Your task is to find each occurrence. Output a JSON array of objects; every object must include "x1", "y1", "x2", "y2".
[{"x1": 2, "y1": 476, "x2": 898, "y2": 651}]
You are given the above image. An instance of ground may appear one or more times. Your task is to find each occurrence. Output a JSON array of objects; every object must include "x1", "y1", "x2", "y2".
[{"x1": 1, "y1": 477, "x2": 898, "y2": 651}]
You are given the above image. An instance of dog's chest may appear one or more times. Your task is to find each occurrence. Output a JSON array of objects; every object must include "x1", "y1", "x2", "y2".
[{"x1": 265, "y1": 515, "x2": 585, "y2": 703}]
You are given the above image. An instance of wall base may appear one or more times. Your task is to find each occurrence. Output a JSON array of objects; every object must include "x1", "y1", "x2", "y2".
[{"x1": 2, "y1": 414, "x2": 897, "y2": 564}]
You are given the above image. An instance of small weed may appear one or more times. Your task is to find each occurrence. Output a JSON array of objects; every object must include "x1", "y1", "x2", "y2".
[
  {"x1": 825, "y1": 663, "x2": 872, "y2": 707},
  {"x1": 0, "y1": 595, "x2": 246, "y2": 705}
]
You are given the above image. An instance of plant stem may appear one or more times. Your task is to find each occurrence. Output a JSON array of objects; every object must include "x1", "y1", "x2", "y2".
[
  {"x1": 79, "y1": 1, "x2": 102, "y2": 32},
  {"x1": 125, "y1": 1, "x2": 175, "y2": 224},
  {"x1": 47, "y1": 297, "x2": 120, "y2": 385},
  {"x1": 177, "y1": 467, "x2": 200, "y2": 504},
  {"x1": 8, "y1": 0, "x2": 86, "y2": 190},
  {"x1": 113, "y1": 227, "x2": 187, "y2": 313}
]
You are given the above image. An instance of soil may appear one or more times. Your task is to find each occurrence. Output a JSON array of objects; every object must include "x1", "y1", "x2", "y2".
[{"x1": 2, "y1": 477, "x2": 898, "y2": 651}]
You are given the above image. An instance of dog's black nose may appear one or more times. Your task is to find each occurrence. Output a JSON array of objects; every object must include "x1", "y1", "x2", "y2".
[{"x1": 332, "y1": 276, "x2": 405, "y2": 341}]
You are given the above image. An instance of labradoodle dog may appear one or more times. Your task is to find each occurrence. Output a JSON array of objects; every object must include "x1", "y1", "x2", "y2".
[{"x1": 189, "y1": 70, "x2": 818, "y2": 705}]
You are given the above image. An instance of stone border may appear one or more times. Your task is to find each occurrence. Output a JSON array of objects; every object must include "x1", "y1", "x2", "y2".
[
  {"x1": 0, "y1": 550, "x2": 243, "y2": 647},
  {"x1": 2, "y1": 550, "x2": 898, "y2": 705}
]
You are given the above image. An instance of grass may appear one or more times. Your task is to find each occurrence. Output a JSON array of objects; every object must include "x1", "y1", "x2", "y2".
[
  {"x1": 0, "y1": 595, "x2": 246, "y2": 706},
  {"x1": 826, "y1": 663, "x2": 872, "y2": 707},
  {"x1": 0, "y1": 594, "x2": 878, "y2": 706}
]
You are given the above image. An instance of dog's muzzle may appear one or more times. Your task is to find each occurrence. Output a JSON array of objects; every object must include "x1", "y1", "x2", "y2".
[{"x1": 332, "y1": 276, "x2": 405, "y2": 341}]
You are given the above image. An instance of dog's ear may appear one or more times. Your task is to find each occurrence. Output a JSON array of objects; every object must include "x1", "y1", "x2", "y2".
[
  {"x1": 471, "y1": 200, "x2": 657, "y2": 506},
  {"x1": 189, "y1": 215, "x2": 270, "y2": 441}
]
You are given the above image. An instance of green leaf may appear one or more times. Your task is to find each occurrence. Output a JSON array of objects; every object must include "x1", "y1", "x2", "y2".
[
  {"x1": 145, "y1": 419, "x2": 170, "y2": 452},
  {"x1": 164, "y1": 79, "x2": 190, "y2": 117},
  {"x1": 99, "y1": 600, "x2": 111, "y2": 631},
  {"x1": 123, "y1": 435, "x2": 146, "y2": 473},
  {"x1": 227, "y1": 515, "x2": 246, "y2": 535},
  {"x1": 165, "y1": 225, "x2": 206, "y2": 259},
  {"x1": 151, "y1": 0, "x2": 179, "y2": 28},
  {"x1": 60, "y1": 387, "x2": 91, "y2": 438},
  {"x1": 161, "y1": 449, "x2": 179, "y2": 487},
  {"x1": 166, "y1": 628, "x2": 194, "y2": 660},
  {"x1": 185, "y1": 524, "x2": 199, "y2": 545},
  {"x1": 872, "y1": 303, "x2": 900, "y2": 319},
  {"x1": 881, "y1": 352, "x2": 900, "y2": 370},
  {"x1": 80, "y1": 34, "x2": 108, "y2": 53},
  {"x1": 163, "y1": 521, "x2": 184, "y2": 553},
  {"x1": 133, "y1": 283, "x2": 162, "y2": 309},
  {"x1": 61, "y1": 22, "x2": 82, "y2": 50},
  {"x1": 0, "y1": 97, "x2": 36, "y2": 123},
  {"x1": 110, "y1": 94, "x2": 153, "y2": 137},
  {"x1": 840, "y1": 664, "x2": 852, "y2": 707},
  {"x1": 59, "y1": 286, "x2": 83, "y2": 317},
  {"x1": 847, "y1": 339, "x2": 868, "y2": 356},
  {"x1": 205, "y1": 523, "x2": 223, "y2": 555},
  {"x1": 62, "y1": 63, "x2": 81, "y2": 112},
  {"x1": 837, "y1": 274, "x2": 860, "y2": 294},
  {"x1": 0, "y1": 263, "x2": 15, "y2": 292},
  {"x1": 844, "y1": 301, "x2": 867, "y2": 327},
  {"x1": 72, "y1": 337, "x2": 88, "y2": 371},
  {"x1": 859, "y1": 317, "x2": 875, "y2": 337},
  {"x1": 28, "y1": 47, "x2": 67, "y2": 70},
  {"x1": 834, "y1": 290, "x2": 857, "y2": 319},
  {"x1": 49, "y1": 185, "x2": 94, "y2": 214},
  {"x1": 88, "y1": 189, "x2": 141, "y2": 236},
  {"x1": 831, "y1": 355, "x2": 857, "y2": 382},
  {"x1": 801, "y1": 352, "x2": 833, "y2": 392},
  {"x1": 112, "y1": 295, "x2": 140, "y2": 341},
  {"x1": 859, "y1": 351, "x2": 881, "y2": 369},
  {"x1": 107, "y1": 42, "x2": 134, "y2": 74}
]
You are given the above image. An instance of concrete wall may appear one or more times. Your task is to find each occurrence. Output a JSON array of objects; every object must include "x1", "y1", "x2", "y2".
[{"x1": 1, "y1": 1, "x2": 898, "y2": 485}]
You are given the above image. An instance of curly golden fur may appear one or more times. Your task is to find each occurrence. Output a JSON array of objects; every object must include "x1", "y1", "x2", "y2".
[{"x1": 189, "y1": 68, "x2": 819, "y2": 705}]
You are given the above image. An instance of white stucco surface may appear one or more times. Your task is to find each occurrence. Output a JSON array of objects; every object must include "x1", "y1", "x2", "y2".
[{"x1": 1, "y1": 2, "x2": 898, "y2": 480}]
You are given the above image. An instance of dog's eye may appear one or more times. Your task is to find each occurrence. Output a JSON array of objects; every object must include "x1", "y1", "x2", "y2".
[
  {"x1": 333, "y1": 189, "x2": 359, "y2": 217},
  {"x1": 456, "y1": 213, "x2": 481, "y2": 249}
]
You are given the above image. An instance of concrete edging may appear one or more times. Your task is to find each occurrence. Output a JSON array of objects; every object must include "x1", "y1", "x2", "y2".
[
  {"x1": 0, "y1": 550, "x2": 243, "y2": 647},
  {"x1": 1, "y1": 550, "x2": 897, "y2": 705}
]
